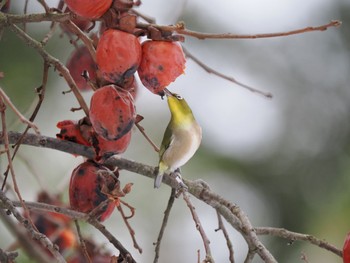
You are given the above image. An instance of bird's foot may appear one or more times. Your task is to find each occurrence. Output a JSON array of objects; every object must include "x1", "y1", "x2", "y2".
[{"x1": 170, "y1": 171, "x2": 188, "y2": 197}]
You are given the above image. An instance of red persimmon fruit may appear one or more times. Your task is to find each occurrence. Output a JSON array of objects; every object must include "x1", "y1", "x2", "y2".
[
  {"x1": 64, "y1": 0, "x2": 112, "y2": 19},
  {"x1": 89, "y1": 85, "x2": 136, "y2": 140},
  {"x1": 138, "y1": 40, "x2": 186, "y2": 95},
  {"x1": 69, "y1": 161, "x2": 115, "y2": 222},
  {"x1": 93, "y1": 130, "x2": 132, "y2": 160},
  {"x1": 96, "y1": 29, "x2": 141, "y2": 84}
]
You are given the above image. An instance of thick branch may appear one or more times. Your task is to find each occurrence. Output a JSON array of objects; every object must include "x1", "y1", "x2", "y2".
[
  {"x1": 3, "y1": 133, "x2": 342, "y2": 261},
  {"x1": 1, "y1": 131, "x2": 95, "y2": 157},
  {"x1": 0, "y1": 12, "x2": 72, "y2": 25},
  {"x1": 1, "y1": 131, "x2": 276, "y2": 262}
]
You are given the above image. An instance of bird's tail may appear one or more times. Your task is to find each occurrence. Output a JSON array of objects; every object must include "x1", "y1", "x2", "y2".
[
  {"x1": 154, "y1": 173, "x2": 164, "y2": 188},
  {"x1": 154, "y1": 162, "x2": 167, "y2": 188}
]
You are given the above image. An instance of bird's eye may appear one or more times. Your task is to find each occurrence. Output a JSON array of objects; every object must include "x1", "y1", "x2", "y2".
[{"x1": 176, "y1": 94, "x2": 183, "y2": 100}]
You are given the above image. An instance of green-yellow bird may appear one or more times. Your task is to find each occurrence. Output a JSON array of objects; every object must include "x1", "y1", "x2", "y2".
[{"x1": 155, "y1": 90, "x2": 202, "y2": 188}]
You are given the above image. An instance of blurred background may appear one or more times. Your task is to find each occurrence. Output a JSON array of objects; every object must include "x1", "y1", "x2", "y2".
[{"x1": 0, "y1": 0, "x2": 349, "y2": 262}]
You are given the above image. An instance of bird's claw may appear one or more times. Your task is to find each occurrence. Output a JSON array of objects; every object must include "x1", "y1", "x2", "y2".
[{"x1": 171, "y1": 171, "x2": 188, "y2": 197}]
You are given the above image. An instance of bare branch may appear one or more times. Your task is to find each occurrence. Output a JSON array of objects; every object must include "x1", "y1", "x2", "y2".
[
  {"x1": 63, "y1": 20, "x2": 96, "y2": 62},
  {"x1": 138, "y1": 20, "x2": 342, "y2": 40},
  {"x1": 135, "y1": 122, "x2": 160, "y2": 153},
  {"x1": 183, "y1": 191, "x2": 214, "y2": 262},
  {"x1": 215, "y1": 211, "x2": 235, "y2": 263},
  {"x1": 255, "y1": 227, "x2": 342, "y2": 258},
  {"x1": 0, "y1": 98, "x2": 39, "y2": 237},
  {"x1": 36, "y1": 0, "x2": 50, "y2": 13},
  {"x1": 153, "y1": 188, "x2": 176, "y2": 263},
  {"x1": 0, "y1": 88, "x2": 40, "y2": 134},
  {"x1": 74, "y1": 220, "x2": 92, "y2": 263},
  {"x1": 1, "y1": 132, "x2": 274, "y2": 261},
  {"x1": 2, "y1": 132, "x2": 341, "y2": 262},
  {"x1": 86, "y1": 217, "x2": 137, "y2": 263},
  {"x1": 8, "y1": 24, "x2": 90, "y2": 116},
  {"x1": 0, "y1": 12, "x2": 341, "y2": 41},
  {"x1": 0, "y1": 131, "x2": 95, "y2": 158},
  {"x1": 184, "y1": 180, "x2": 276, "y2": 262},
  {"x1": 2, "y1": 62, "x2": 50, "y2": 189},
  {"x1": 117, "y1": 204, "x2": 142, "y2": 254},
  {"x1": 183, "y1": 47, "x2": 272, "y2": 98},
  {"x1": 0, "y1": 12, "x2": 72, "y2": 25}
]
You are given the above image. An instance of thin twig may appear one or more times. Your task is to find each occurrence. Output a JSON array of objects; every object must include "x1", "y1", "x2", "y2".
[
  {"x1": 117, "y1": 203, "x2": 142, "y2": 253},
  {"x1": 255, "y1": 227, "x2": 342, "y2": 257},
  {"x1": 183, "y1": 47, "x2": 273, "y2": 98},
  {"x1": 183, "y1": 191, "x2": 214, "y2": 263},
  {"x1": 9, "y1": 24, "x2": 90, "y2": 117},
  {"x1": 23, "y1": 0, "x2": 29, "y2": 32},
  {"x1": 135, "y1": 122, "x2": 160, "y2": 152},
  {"x1": 0, "y1": 98, "x2": 39, "y2": 234},
  {"x1": 138, "y1": 20, "x2": 342, "y2": 40},
  {"x1": 215, "y1": 210, "x2": 235, "y2": 263},
  {"x1": 2, "y1": 62, "x2": 49, "y2": 190},
  {"x1": 74, "y1": 220, "x2": 92, "y2": 263},
  {"x1": 0, "y1": 88, "x2": 40, "y2": 134},
  {"x1": 185, "y1": 179, "x2": 277, "y2": 263},
  {"x1": 130, "y1": 9, "x2": 156, "y2": 23},
  {"x1": 88, "y1": 218, "x2": 137, "y2": 263},
  {"x1": 153, "y1": 188, "x2": 176, "y2": 263},
  {"x1": 37, "y1": 0, "x2": 50, "y2": 13},
  {"x1": 86, "y1": 199, "x2": 111, "y2": 220},
  {"x1": 41, "y1": 21, "x2": 57, "y2": 45},
  {"x1": 63, "y1": 20, "x2": 96, "y2": 62},
  {"x1": 8, "y1": 200, "x2": 86, "y2": 219}
]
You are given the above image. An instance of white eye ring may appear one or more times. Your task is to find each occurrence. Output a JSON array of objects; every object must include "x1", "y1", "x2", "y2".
[{"x1": 175, "y1": 94, "x2": 183, "y2": 100}]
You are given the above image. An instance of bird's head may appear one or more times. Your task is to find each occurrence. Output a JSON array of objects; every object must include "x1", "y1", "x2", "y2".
[{"x1": 164, "y1": 89, "x2": 195, "y2": 126}]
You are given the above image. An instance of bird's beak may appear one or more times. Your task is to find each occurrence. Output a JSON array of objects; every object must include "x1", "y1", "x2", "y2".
[{"x1": 164, "y1": 88, "x2": 174, "y2": 97}]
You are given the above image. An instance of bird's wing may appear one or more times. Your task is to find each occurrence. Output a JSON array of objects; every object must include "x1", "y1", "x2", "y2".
[{"x1": 159, "y1": 124, "x2": 174, "y2": 159}]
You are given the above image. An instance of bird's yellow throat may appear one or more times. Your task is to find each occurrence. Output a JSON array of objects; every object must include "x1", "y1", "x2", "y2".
[{"x1": 167, "y1": 95, "x2": 196, "y2": 127}]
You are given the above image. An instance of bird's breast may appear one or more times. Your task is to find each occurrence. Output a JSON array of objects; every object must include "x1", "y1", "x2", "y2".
[{"x1": 162, "y1": 122, "x2": 202, "y2": 171}]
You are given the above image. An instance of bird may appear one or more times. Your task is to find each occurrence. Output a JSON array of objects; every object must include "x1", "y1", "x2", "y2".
[{"x1": 154, "y1": 90, "x2": 202, "y2": 188}]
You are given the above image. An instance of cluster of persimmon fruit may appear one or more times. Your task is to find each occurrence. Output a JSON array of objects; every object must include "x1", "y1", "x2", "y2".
[
  {"x1": 58, "y1": 0, "x2": 185, "y2": 222},
  {"x1": 39, "y1": 1, "x2": 186, "y2": 259}
]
